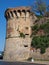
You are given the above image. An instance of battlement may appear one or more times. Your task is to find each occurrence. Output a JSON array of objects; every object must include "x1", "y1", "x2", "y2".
[{"x1": 5, "y1": 7, "x2": 31, "y2": 20}]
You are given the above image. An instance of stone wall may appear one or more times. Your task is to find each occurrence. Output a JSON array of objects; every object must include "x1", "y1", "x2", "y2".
[
  {"x1": 30, "y1": 48, "x2": 49, "y2": 60},
  {"x1": 4, "y1": 38, "x2": 31, "y2": 61},
  {"x1": 4, "y1": 6, "x2": 37, "y2": 61}
]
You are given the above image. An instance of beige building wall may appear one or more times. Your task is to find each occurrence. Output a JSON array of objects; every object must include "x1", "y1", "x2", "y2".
[{"x1": 3, "y1": 7, "x2": 37, "y2": 61}]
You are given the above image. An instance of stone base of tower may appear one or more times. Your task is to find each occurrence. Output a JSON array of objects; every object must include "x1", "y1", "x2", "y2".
[{"x1": 3, "y1": 37, "x2": 31, "y2": 61}]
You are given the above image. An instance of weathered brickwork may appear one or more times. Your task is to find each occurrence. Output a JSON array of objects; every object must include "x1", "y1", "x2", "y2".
[{"x1": 3, "y1": 6, "x2": 37, "y2": 61}]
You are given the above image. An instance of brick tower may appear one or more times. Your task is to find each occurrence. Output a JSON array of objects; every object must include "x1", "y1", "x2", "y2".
[{"x1": 3, "y1": 6, "x2": 37, "y2": 61}]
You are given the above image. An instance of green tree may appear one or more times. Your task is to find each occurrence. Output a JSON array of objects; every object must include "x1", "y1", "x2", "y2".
[
  {"x1": 31, "y1": 36, "x2": 49, "y2": 54},
  {"x1": 40, "y1": 21, "x2": 49, "y2": 34},
  {"x1": 40, "y1": 47, "x2": 46, "y2": 54},
  {"x1": 31, "y1": 0, "x2": 46, "y2": 16}
]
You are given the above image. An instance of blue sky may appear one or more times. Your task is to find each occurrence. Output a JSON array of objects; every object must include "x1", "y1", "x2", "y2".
[{"x1": 0, "y1": 0, "x2": 49, "y2": 51}]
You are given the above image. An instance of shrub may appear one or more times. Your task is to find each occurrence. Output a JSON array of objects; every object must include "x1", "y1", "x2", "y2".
[
  {"x1": 31, "y1": 24, "x2": 39, "y2": 31},
  {"x1": 19, "y1": 32, "x2": 25, "y2": 38},
  {"x1": 40, "y1": 22, "x2": 49, "y2": 34},
  {"x1": 31, "y1": 35, "x2": 49, "y2": 54},
  {"x1": 40, "y1": 47, "x2": 46, "y2": 54}
]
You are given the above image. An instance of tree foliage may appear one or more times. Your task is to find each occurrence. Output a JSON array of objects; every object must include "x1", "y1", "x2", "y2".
[
  {"x1": 31, "y1": 0, "x2": 47, "y2": 16},
  {"x1": 31, "y1": 21, "x2": 49, "y2": 36},
  {"x1": 40, "y1": 21, "x2": 49, "y2": 34},
  {"x1": 31, "y1": 0, "x2": 49, "y2": 54},
  {"x1": 31, "y1": 35, "x2": 49, "y2": 54}
]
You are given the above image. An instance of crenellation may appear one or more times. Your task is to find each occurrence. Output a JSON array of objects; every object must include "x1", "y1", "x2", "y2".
[
  {"x1": 26, "y1": 11, "x2": 30, "y2": 17},
  {"x1": 10, "y1": 11, "x2": 14, "y2": 17},
  {"x1": 5, "y1": 7, "x2": 31, "y2": 20},
  {"x1": 17, "y1": 11, "x2": 21, "y2": 17},
  {"x1": 6, "y1": 10, "x2": 30, "y2": 20},
  {"x1": 7, "y1": 12, "x2": 10, "y2": 19},
  {"x1": 13, "y1": 11, "x2": 17, "y2": 18}
]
